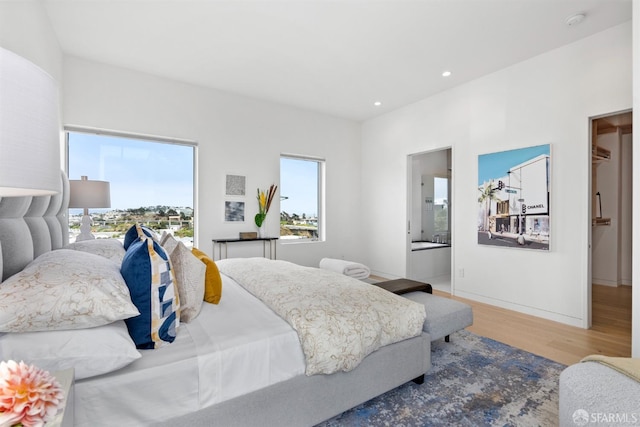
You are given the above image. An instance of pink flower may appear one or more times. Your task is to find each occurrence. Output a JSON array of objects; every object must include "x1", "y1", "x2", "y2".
[{"x1": 0, "y1": 360, "x2": 64, "y2": 427}]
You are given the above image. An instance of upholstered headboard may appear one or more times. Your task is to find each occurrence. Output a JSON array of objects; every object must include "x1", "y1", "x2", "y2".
[{"x1": 0, "y1": 171, "x2": 69, "y2": 281}]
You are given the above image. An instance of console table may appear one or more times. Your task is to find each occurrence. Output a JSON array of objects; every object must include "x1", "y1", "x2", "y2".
[{"x1": 212, "y1": 237, "x2": 278, "y2": 260}]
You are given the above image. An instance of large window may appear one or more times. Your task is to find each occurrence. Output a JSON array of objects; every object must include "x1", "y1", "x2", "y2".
[
  {"x1": 280, "y1": 155, "x2": 324, "y2": 241},
  {"x1": 67, "y1": 130, "x2": 195, "y2": 246}
]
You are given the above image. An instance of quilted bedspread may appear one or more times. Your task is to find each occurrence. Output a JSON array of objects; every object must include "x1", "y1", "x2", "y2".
[{"x1": 216, "y1": 258, "x2": 426, "y2": 375}]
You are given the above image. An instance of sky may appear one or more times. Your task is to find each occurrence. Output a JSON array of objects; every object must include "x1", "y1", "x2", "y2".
[
  {"x1": 279, "y1": 157, "x2": 318, "y2": 217},
  {"x1": 434, "y1": 176, "x2": 448, "y2": 205},
  {"x1": 478, "y1": 144, "x2": 550, "y2": 185},
  {"x1": 69, "y1": 132, "x2": 317, "y2": 216},
  {"x1": 68, "y1": 133, "x2": 194, "y2": 211}
]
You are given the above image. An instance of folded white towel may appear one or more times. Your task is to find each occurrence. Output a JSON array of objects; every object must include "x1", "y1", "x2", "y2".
[{"x1": 319, "y1": 258, "x2": 370, "y2": 280}]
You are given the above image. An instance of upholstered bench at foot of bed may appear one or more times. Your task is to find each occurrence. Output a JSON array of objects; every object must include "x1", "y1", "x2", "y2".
[{"x1": 403, "y1": 291, "x2": 473, "y2": 342}]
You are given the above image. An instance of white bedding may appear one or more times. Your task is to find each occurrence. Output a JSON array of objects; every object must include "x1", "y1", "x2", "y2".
[
  {"x1": 74, "y1": 274, "x2": 305, "y2": 426},
  {"x1": 217, "y1": 258, "x2": 426, "y2": 375}
]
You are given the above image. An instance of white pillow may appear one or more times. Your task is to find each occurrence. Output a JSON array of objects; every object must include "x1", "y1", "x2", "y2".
[
  {"x1": 65, "y1": 238, "x2": 126, "y2": 264},
  {"x1": 0, "y1": 321, "x2": 141, "y2": 380},
  {"x1": 0, "y1": 249, "x2": 139, "y2": 332}
]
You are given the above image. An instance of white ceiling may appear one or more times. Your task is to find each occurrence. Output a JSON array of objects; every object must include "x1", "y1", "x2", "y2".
[{"x1": 42, "y1": 0, "x2": 632, "y2": 122}]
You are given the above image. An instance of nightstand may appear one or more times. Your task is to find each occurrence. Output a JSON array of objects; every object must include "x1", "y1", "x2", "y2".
[{"x1": 48, "y1": 368, "x2": 74, "y2": 427}]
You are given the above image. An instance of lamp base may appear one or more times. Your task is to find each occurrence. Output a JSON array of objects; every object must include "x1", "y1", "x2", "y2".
[{"x1": 75, "y1": 214, "x2": 95, "y2": 242}]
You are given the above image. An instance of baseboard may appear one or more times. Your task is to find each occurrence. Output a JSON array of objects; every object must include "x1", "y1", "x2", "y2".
[
  {"x1": 453, "y1": 289, "x2": 585, "y2": 328},
  {"x1": 592, "y1": 279, "x2": 620, "y2": 287}
]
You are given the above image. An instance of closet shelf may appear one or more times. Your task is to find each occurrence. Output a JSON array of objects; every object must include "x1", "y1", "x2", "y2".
[
  {"x1": 592, "y1": 218, "x2": 611, "y2": 226},
  {"x1": 592, "y1": 146, "x2": 611, "y2": 162}
]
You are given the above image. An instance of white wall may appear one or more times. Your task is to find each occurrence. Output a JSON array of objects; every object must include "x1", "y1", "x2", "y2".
[
  {"x1": 632, "y1": 2, "x2": 639, "y2": 357},
  {"x1": 592, "y1": 130, "x2": 633, "y2": 288},
  {"x1": 410, "y1": 158, "x2": 423, "y2": 243},
  {"x1": 592, "y1": 131, "x2": 621, "y2": 286},
  {"x1": 0, "y1": 0, "x2": 62, "y2": 81},
  {"x1": 62, "y1": 57, "x2": 363, "y2": 267},
  {"x1": 362, "y1": 22, "x2": 632, "y2": 328}
]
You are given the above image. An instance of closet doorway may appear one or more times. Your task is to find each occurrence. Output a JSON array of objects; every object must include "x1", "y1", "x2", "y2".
[
  {"x1": 590, "y1": 110, "x2": 632, "y2": 342},
  {"x1": 407, "y1": 148, "x2": 452, "y2": 293}
]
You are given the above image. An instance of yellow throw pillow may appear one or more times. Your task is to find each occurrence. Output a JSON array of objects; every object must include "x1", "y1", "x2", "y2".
[{"x1": 191, "y1": 247, "x2": 222, "y2": 304}]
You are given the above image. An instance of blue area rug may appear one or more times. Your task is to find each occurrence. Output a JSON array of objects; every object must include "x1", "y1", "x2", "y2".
[{"x1": 318, "y1": 330, "x2": 565, "y2": 426}]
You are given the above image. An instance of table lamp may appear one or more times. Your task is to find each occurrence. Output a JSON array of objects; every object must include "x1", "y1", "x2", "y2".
[{"x1": 69, "y1": 176, "x2": 111, "y2": 241}]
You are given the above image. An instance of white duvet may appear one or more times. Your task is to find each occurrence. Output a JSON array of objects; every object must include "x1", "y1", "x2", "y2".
[{"x1": 217, "y1": 258, "x2": 426, "y2": 375}]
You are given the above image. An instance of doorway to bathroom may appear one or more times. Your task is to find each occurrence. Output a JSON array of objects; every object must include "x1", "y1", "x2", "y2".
[{"x1": 407, "y1": 147, "x2": 452, "y2": 293}]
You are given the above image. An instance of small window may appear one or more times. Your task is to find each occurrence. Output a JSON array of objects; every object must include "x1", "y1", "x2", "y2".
[
  {"x1": 433, "y1": 176, "x2": 449, "y2": 234},
  {"x1": 67, "y1": 130, "x2": 195, "y2": 246},
  {"x1": 280, "y1": 155, "x2": 324, "y2": 241}
]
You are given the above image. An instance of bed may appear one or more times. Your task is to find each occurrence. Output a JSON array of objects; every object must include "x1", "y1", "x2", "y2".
[{"x1": 0, "y1": 172, "x2": 431, "y2": 426}]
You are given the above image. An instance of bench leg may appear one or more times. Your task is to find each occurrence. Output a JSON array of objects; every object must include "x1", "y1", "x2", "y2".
[
  {"x1": 445, "y1": 335, "x2": 450, "y2": 342},
  {"x1": 412, "y1": 374, "x2": 425, "y2": 385}
]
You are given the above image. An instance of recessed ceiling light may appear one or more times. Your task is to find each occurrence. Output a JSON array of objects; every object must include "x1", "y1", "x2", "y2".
[
  {"x1": 374, "y1": 101, "x2": 382, "y2": 106},
  {"x1": 442, "y1": 71, "x2": 452, "y2": 77},
  {"x1": 566, "y1": 13, "x2": 585, "y2": 26}
]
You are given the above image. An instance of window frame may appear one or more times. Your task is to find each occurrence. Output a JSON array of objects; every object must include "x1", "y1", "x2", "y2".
[
  {"x1": 65, "y1": 126, "x2": 198, "y2": 246},
  {"x1": 279, "y1": 153, "x2": 325, "y2": 243}
]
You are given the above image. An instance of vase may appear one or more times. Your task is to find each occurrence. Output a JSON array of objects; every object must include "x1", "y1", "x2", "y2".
[{"x1": 257, "y1": 225, "x2": 265, "y2": 239}]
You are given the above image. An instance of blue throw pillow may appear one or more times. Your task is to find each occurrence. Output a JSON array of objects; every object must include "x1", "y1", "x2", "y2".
[
  {"x1": 123, "y1": 224, "x2": 156, "y2": 250},
  {"x1": 121, "y1": 236, "x2": 180, "y2": 349}
]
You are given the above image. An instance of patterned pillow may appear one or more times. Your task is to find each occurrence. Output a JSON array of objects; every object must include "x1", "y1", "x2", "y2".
[
  {"x1": 123, "y1": 224, "x2": 157, "y2": 250},
  {"x1": 192, "y1": 247, "x2": 223, "y2": 304},
  {"x1": 0, "y1": 250, "x2": 140, "y2": 332},
  {"x1": 170, "y1": 242, "x2": 205, "y2": 322},
  {"x1": 65, "y1": 239, "x2": 126, "y2": 264},
  {"x1": 121, "y1": 236, "x2": 180, "y2": 349}
]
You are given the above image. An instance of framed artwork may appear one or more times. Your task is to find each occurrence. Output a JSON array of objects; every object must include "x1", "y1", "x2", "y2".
[
  {"x1": 224, "y1": 201, "x2": 245, "y2": 222},
  {"x1": 477, "y1": 144, "x2": 550, "y2": 250},
  {"x1": 226, "y1": 174, "x2": 246, "y2": 196}
]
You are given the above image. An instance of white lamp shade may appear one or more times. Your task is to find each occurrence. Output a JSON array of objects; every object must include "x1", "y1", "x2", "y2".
[
  {"x1": 69, "y1": 179, "x2": 111, "y2": 209},
  {"x1": 0, "y1": 47, "x2": 61, "y2": 196}
]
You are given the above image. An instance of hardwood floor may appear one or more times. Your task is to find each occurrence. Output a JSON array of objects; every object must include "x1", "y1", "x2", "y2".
[
  {"x1": 592, "y1": 284, "x2": 632, "y2": 336},
  {"x1": 435, "y1": 284, "x2": 632, "y2": 366}
]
